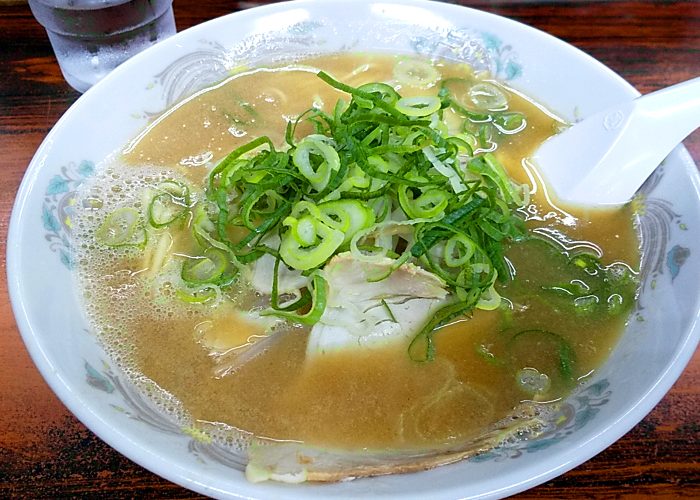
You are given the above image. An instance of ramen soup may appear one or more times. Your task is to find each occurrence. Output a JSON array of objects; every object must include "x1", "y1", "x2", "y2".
[{"x1": 73, "y1": 54, "x2": 640, "y2": 482}]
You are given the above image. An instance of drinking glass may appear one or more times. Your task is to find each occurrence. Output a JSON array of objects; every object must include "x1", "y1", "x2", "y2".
[{"x1": 27, "y1": 0, "x2": 176, "y2": 93}]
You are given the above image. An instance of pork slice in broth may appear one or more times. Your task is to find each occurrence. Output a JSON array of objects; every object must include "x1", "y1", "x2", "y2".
[{"x1": 306, "y1": 253, "x2": 449, "y2": 359}]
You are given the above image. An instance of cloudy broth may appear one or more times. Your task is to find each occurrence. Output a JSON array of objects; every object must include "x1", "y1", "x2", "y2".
[{"x1": 74, "y1": 53, "x2": 639, "y2": 453}]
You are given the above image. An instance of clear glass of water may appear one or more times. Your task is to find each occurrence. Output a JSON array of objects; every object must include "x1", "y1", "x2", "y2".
[{"x1": 27, "y1": 0, "x2": 176, "y2": 93}]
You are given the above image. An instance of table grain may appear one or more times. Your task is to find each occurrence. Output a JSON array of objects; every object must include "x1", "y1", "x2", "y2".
[{"x1": 1, "y1": 1, "x2": 698, "y2": 497}]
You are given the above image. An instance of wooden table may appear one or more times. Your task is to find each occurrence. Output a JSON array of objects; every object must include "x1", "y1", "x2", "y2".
[{"x1": 1, "y1": 0, "x2": 698, "y2": 497}]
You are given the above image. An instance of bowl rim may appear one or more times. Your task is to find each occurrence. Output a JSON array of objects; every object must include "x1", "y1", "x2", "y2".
[{"x1": 7, "y1": 0, "x2": 700, "y2": 498}]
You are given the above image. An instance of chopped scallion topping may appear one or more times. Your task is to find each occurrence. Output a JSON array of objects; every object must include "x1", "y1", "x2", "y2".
[{"x1": 95, "y1": 67, "x2": 536, "y2": 361}]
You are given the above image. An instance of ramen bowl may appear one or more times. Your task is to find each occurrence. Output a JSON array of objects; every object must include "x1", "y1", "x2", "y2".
[{"x1": 7, "y1": 0, "x2": 700, "y2": 498}]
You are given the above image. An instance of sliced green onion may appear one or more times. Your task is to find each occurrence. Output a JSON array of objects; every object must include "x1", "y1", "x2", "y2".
[
  {"x1": 95, "y1": 207, "x2": 146, "y2": 248},
  {"x1": 476, "y1": 283, "x2": 502, "y2": 310},
  {"x1": 266, "y1": 255, "x2": 312, "y2": 312},
  {"x1": 318, "y1": 199, "x2": 375, "y2": 246},
  {"x1": 316, "y1": 71, "x2": 404, "y2": 119},
  {"x1": 350, "y1": 216, "x2": 441, "y2": 263},
  {"x1": 148, "y1": 184, "x2": 190, "y2": 228},
  {"x1": 508, "y1": 329, "x2": 577, "y2": 385},
  {"x1": 208, "y1": 136, "x2": 274, "y2": 192},
  {"x1": 408, "y1": 300, "x2": 475, "y2": 362},
  {"x1": 293, "y1": 135, "x2": 340, "y2": 192},
  {"x1": 447, "y1": 135, "x2": 474, "y2": 156},
  {"x1": 357, "y1": 82, "x2": 401, "y2": 105},
  {"x1": 422, "y1": 146, "x2": 467, "y2": 194},
  {"x1": 469, "y1": 82, "x2": 508, "y2": 111},
  {"x1": 395, "y1": 96, "x2": 441, "y2": 117},
  {"x1": 192, "y1": 205, "x2": 235, "y2": 256},
  {"x1": 240, "y1": 189, "x2": 284, "y2": 231},
  {"x1": 468, "y1": 153, "x2": 526, "y2": 207},
  {"x1": 398, "y1": 186, "x2": 449, "y2": 219},
  {"x1": 280, "y1": 217, "x2": 344, "y2": 271},
  {"x1": 289, "y1": 200, "x2": 323, "y2": 220},
  {"x1": 444, "y1": 233, "x2": 475, "y2": 267},
  {"x1": 393, "y1": 59, "x2": 441, "y2": 88},
  {"x1": 181, "y1": 247, "x2": 229, "y2": 285},
  {"x1": 493, "y1": 112, "x2": 526, "y2": 134},
  {"x1": 158, "y1": 179, "x2": 189, "y2": 198},
  {"x1": 232, "y1": 200, "x2": 292, "y2": 252},
  {"x1": 322, "y1": 164, "x2": 371, "y2": 201},
  {"x1": 176, "y1": 285, "x2": 219, "y2": 304},
  {"x1": 456, "y1": 131, "x2": 478, "y2": 150},
  {"x1": 261, "y1": 273, "x2": 328, "y2": 325},
  {"x1": 439, "y1": 78, "x2": 493, "y2": 121},
  {"x1": 291, "y1": 215, "x2": 318, "y2": 246}
]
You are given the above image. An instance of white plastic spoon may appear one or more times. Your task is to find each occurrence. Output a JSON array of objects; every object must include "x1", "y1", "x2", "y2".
[{"x1": 534, "y1": 76, "x2": 700, "y2": 206}]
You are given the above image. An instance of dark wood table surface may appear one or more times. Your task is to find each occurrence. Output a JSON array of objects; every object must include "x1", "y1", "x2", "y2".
[{"x1": 1, "y1": 0, "x2": 698, "y2": 497}]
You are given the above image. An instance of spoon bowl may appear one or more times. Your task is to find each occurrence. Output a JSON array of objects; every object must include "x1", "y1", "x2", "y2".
[{"x1": 534, "y1": 76, "x2": 700, "y2": 206}]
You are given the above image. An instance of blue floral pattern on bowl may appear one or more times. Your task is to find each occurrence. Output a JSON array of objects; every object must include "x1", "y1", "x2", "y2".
[{"x1": 42, "y1": 160, "x2": 94, "y2": 269}]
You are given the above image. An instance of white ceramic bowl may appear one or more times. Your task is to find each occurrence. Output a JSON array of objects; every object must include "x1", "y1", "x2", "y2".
[{"x1": 8, "y1": 1, "x2": 700, "y2": 498}]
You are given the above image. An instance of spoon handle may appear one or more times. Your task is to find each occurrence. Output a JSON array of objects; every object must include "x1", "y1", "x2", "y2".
[
  {"x1": 535, "y1": 76, "x2": 700, "y2": 206},
  {"x1": 634, "y1": 76, "x2": 700, "y2": 159}
]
